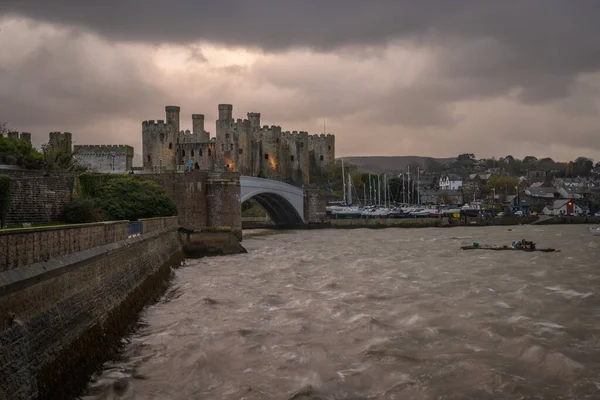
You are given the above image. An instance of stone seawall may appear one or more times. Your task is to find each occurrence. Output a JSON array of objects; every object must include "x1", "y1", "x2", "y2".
[
  {"x1": 0, "y1": 221, "x2": 129, "y2": 272},
  {"x1": 0, "y1": 223, "x2": 183, "y2": 399}
]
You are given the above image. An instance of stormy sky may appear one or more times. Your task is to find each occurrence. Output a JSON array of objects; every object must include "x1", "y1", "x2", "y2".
[{"x1": 1, "y1": 1, "x2": 599, "y2": 163}]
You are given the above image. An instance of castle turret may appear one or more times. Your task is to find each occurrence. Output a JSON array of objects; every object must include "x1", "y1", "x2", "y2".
[
  {"x1": 192, "y1": 114, "x2": 205, "y2": 134},
  {"x1": 19, "y1": 132, "x2": 31, "y2": 143},
  {"x1": 218, "y1": 104, "x2": 233, "y2": 121},
  {"x1": 247, "y1": 112, "x2": 261, "y2": 130},
  {"x1": 165, "y1": 106, "x2": 180, "y2": 134}
]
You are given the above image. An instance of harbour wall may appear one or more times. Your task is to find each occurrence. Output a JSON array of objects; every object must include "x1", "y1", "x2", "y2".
[{"x1": 0, "y1": 217, "x2": 183, "y2": 399}]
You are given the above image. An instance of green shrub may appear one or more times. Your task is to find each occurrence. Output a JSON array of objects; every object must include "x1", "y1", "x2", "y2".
[
  {"x1": 0, "y1": 174, "x2": 12, "y2": 228},
  {"x1": 95, "y1": 176, "x2": 177, "y2": 221},
  {"x1": 63, "y1": 198, "x2": 103, "y2": 224}
]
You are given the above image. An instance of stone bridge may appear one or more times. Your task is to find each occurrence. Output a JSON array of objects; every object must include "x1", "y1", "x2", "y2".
[{"x1": 240, "y1": 176, "x2": 324, "y2": 227}]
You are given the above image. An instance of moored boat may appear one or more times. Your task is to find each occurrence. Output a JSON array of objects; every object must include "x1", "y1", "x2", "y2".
[{"x1": 589, "y1": 227, "x2": 600, "y2": 236}]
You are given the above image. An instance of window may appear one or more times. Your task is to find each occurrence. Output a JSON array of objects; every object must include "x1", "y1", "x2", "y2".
[
  {"x1": 238, "y1": 148, "x2": 243, "y2": 155},
  {"x1": 226, "y1": 133, "x2": 230, "y2": 140},
  {"x1": 168, "y1": 142, "x2": 173, "y2": 150},
  {"x1": 160, "y1": 133, "x2": 165, "y2": 141},
  {"x1": 230, "y1": 143, "x2": 234, "y2": 150},
  {"x1": 147, "y1": 155, "x2": 151, "y2": 163},
  {"x1": 182, "y1": 150, "x2": 186, "y2": 157},
  {"x1": 265, "y1": 154, "x2": 269, "y2": 160},
  {"x1": 290, "y1": 155, "x2": 295, "y2": 161},
  {"x1": 277, "y1": 138, "x2": 279, "y2": 144},
  {"x1": 221, "y1": 144, "x2": 224, "y2": 150},
  {"x1": 191, "y1": 149, "x2": 195, "y2": 157},
  {"x1": 194, "y1": 162, "x2": 200, "y2": 169},
  {"x1": 300, "y1": 142, "x2": 304, "y2": 148},
  {"x1": 208, "y1": 149, "x2": 212, "y2": 156},
  {"x1": 328, "y1": 145, "x2": 331, "y2": 151},
  {"x1": 320, "y1": 155, "x2": 324, "y2": 161},
  {"x1": 199, "y1": 149, "x2": 203, "y2": 156}
]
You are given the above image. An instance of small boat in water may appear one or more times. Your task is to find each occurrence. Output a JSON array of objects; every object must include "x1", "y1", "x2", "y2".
[
  {"x1": 589, "y1": 227, "x2": 600, "y2": 236},
  {"x1": 461, "y1": 245, "x2": 558, "y2": 252}
]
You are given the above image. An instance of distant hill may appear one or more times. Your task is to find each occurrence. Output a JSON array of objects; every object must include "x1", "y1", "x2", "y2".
[{"x1": 340, "y1": 156, "x2": 456, "y2": 174}]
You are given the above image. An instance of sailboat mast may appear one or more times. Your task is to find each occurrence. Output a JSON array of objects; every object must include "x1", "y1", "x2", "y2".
[
  {"x1": 341, "y1": 158, "x2": 346, "y2": 204},
  {"x1": 384, "y1": 174, "x2": 387, "y2": 208},
  {"x1": 402, "y1": 173, "x2": 405, "y2": 204},
  {"x1": 417, "y1": 167, "x2": 420, "y2": 206},
  {"x1": 347, "y1": 172, "x2": 352, "y2": 205}
]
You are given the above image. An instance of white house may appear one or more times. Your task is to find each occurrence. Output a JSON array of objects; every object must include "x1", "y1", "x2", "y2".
[
  {"x1": 542, "y1": 199, "x2": 583, "y2": 216},
  {"x1": 439, "y1": 174, "x2": 463, "y2": 191}
]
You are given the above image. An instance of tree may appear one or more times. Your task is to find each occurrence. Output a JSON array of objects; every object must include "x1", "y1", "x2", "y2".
[
  {"x1": 0, "y1": 134, "x2": 45, "y2": 168},
  {"x1": 75, "y1": 174, "x2": 177, "y2": 222},
  {"x1": 486, "y1": 175, "x2": 520, "y2": 195},
  {"x1": 424, "y1": 158, "x2": 443, "y2": 173},
  {"x1": 523, "y1": 156, "x2": 538, "y2": 165},
  {"x1": 0, "y1": 122, "x2": 10, "y2": 136}
]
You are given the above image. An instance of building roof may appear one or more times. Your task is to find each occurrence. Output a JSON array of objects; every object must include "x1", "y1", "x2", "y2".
[{"x1": 523, "y1": 187, "x2": 559, "y2": 198}]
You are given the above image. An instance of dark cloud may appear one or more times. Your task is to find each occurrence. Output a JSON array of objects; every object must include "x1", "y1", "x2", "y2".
[
  {"x1": 1, "y1": 2, "x2": 600, "y2": 161},
  {"x1": 2, "y1": 1, "x2": 599, "y2": 106}
]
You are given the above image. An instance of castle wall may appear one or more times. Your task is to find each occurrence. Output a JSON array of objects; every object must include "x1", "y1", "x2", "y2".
[
  {"x1": 143, "y1": 104, "x2": 335, "y2": 183},
  {"x1": 177, "y1": 141, "x2": 215, "y2": 171},
  {"x1": 73, "y1": 145, "x2": 133, "y2": 174}
]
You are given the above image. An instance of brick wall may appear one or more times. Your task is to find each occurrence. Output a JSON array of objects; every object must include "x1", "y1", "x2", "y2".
[
  {"x1": 0, "y1": 221, "x2": 129, "y2": 272},
  {"x1": 0, "y1": 227, "x2": 183, "y2": 399},
  {"x1": 140, "y1": 216, "x2": 179, "y2": 234},
  {"x1": 5, "y1": 175, "x2": 78, "y2": 225}
]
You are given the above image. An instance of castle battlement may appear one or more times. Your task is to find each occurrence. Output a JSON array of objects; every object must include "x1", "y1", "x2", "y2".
[
  {"x1": 2, "y1": 131, "x2": 31, "y2": 143},
  {"x1": 73, "y1": 144, "x2": 134, "y2": 156}
]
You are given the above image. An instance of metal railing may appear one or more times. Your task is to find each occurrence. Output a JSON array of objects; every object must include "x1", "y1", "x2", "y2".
[{"x1": 128, "y1": 220, "x2": 142, "y2": 236}]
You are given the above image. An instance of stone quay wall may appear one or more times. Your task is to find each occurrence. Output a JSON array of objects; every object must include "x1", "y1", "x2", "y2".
[
  {"x1": 0, "y1": 221, "x2": 129, "y2": 272},
  {"x1": 0, "y1": 218, "x2": 183, "y2": 399},
  {"x1": 4, "y1": 173, "x2": 77, "y2": 225}
]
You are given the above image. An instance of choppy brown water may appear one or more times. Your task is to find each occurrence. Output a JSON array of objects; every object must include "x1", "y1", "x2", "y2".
[{"x1": 84, "y1": 225, "x2": 600, "y2": 399}]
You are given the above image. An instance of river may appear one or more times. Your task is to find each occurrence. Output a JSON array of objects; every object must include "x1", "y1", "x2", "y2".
[{"x1": 83, "y1": 225, "x2": 600, "y2": 399}]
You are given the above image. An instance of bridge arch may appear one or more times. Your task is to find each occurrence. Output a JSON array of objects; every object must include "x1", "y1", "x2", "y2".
[{"x1": 240, "y1": 176, "x2": 305, "y2": 227}]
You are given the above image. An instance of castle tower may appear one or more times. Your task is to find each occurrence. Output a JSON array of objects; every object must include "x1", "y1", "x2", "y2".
[
  {"x1": 216, "y1": 104, "x2": 234, "y2": 170},
  {"x1": 192, "y1": 114, "x2": 210, "y2": 142},
  {"x1": 247, "y1": 112, "x2": 261, "y2": 130},
  {"x1": 192, "y1": 114, "x2": 204, "y2": 135},
  {"x1": 218, "y1": 104, "x2": 233, "y2": 121},
  {"x1": 165, "y1": 106, "x2": 180, "y2": 134},
  {"x1": 142, "y1": 106, "x2": 179, "y2": 171}
]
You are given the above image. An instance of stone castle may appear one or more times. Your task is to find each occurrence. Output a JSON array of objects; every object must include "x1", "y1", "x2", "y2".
[{"x1": 142, "y1": 104, "x2": 335, "y2": 184}]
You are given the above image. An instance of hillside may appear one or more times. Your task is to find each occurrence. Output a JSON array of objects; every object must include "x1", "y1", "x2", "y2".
[{"x1": 340, "y1": 156, "x2": 456, "y2": 174}]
